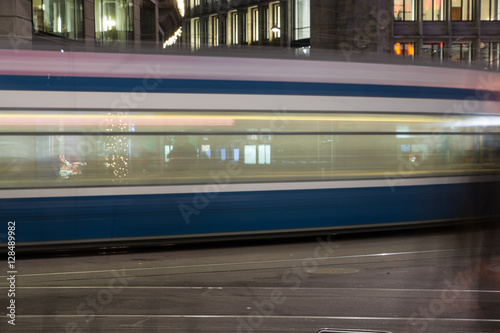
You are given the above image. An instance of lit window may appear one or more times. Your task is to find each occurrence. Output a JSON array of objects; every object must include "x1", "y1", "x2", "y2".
[
  {"x1": 481, "y1": 0, "x2": 500, "y2": 20},
  {"x1": 229, "y1": 11, "x2": 239, "y2": 45},
  {"x1": 32, "y1": 0, "x2": 84, "y2": 40},
  {"x1": 95, "y1": 0, "x2": 134, "y2": 45},
  {"x1": 452, "y1": 0, "x2": 473, "y2": 21},
  {"x1": 272, "y1": 3, "x2": 281, "y2": 39},
  {"x1": 423, "y1": 0, "x2": 444, "y2": 21},
  {"x1": 295, "y1": 0, "x2": 310, "y2": 39},
  {"x1": 394, "y1": 0, "x2": 415, "y2": 21},
  {"x1": 251, "y1": 7, "x2": 259, "y2": 42},
  {"x1": 192, "y1": 18, "x2": 201, "y2": 50},
  {"x1": 210, "y1": 15, "x2": 219, "y2": 47},
  {"x1": 394, "y1": 42, "x2": 415, "y2": 58}
]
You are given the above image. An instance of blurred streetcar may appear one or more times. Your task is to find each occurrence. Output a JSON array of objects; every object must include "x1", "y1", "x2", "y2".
[{"x1": 0, "y1": 49, "x2": 500, "y2": 249}]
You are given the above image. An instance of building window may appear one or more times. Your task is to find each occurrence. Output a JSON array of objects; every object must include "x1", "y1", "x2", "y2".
[
  {"x1": 32, "y1": 0, "x2": 84, "y2": 39},
  {"x1": 192, "y1": 18, "x2": 201, "y2": 49},
  {"x1": 210, "y1": 15, "x2": 219, "y2": 46},
  {"x1": 250, "y1": 7, "x2": 259, "y2": 42},
  {"x1": 264, "y1": 7, "x2": 269, "y2": 40},
  {"x1": 452, "y1": 0, "x2": 473, "y2": 20},
  {"x1": 95, "y1": 0, "x2": 134, "y2": 45},
  {"x1": 394, "y1": 0, "x2": 415, "y2": 21},
  {"x1": 480, "y1": 42, "x2": 500, "y2": 70},
  {"x1": 481, "y1": 0, "x2": 500, "y2": 20},
  {"x1": 422, "y1": 43, "x2": 444, "y2": 61},
  {"x1": 451, "y1": 43, "x2": 473, "y2": 64},
  {"x1": 272, "y1": 3, "x2": 281, "y2": 39},
  {"x1": 190, "y1": 0, "x2": 200, "y2": 7},
  {"x1": 423, "y1": 0, "x2": 444, "y2": 21},
  {"x1": 203, "y1": 19, "x2": 209, "y2": 46},
  {"x1": 242, "y1": 11, "x2": 248, "y2": 44},
  {"x1": 295, "y1": 0, "x2": 310, "y2": 39},
  {"x1": 394, "y1": 42, "x2": 415, "y2": 59},
  {"x1": 184, "y1": 21, "x2": 191, "y2": 45},
  {"x1": 229, "y1": 11, "x2": 238, "y2": 44},
  {"x1": 221, "y1": 14, "x2": 227, "y2": 45}
]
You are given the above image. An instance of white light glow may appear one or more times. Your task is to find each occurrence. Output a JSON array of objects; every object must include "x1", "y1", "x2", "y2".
[
  {"x1": 177, "y1": 0, "x2": 185, "y2": 17},
  {"x1": 104, "y1": 17, "x2": 116, "y2": 31},
  {"x1": 454, "y1": 117, "x2": 500, "y2": 127},
  {"x1": 163, "y1": 27, "x2": 183, "y2": 48}
]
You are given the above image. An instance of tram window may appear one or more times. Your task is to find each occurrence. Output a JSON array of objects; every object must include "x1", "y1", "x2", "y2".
[{"x1": 2, "y1": 120, "x2": 500, "y2": 189}]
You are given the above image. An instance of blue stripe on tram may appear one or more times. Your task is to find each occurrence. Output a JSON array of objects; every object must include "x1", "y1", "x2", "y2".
[{"x1": 0, "y1": 75, "x2": 497, "y2": 101}]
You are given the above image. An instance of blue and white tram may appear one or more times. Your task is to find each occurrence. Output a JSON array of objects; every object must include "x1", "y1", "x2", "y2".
[{"x1": 1, "y1": 49, "x2": 500, "y2": 248}]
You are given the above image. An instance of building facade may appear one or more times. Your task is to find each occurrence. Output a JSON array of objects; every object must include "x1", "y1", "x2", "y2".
[
  {"x1": 392, "y1": 0, "x2": 500, "y2": 69},
  {"x1": 1, "y1": 0, "x2": 498, "y2": 69},
  {"x1": 181, "y1": 0, "x2": 500, "y2": 69},
  {"x1": 0, "y1": 0, "x2": 184, "y2": 49},
  {"x1": 180, "y1": 0, "x2": 310, "y2": 51}
]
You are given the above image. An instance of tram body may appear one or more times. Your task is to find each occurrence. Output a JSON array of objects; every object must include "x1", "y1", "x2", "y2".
[{"x1": 1, "y1": 49, "x2": 500, "y2": 248}]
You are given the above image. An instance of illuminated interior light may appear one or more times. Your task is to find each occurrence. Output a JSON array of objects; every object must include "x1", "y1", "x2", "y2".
[
  {"x1": 163, "y1": 27, "x2": 183, "y2": 48},
  {"x1": 104, "y1": 17, "x2": 116, "y2": 31},
  {"x1": 394, "y1": 43, "x2": 402, "y2": 55},
  {"x1": 407, "y1": 43, "x2": 414, "y2": 56}
]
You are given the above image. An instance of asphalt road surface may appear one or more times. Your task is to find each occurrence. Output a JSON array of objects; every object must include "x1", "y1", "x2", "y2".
[{"x1": 1, "y1": 225, "x2": 500, "y2": 333}]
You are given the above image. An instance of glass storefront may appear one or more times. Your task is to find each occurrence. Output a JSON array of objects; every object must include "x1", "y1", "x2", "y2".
[{"x1": 32, "y1": 0, "x2": 84, "y2": 39}]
